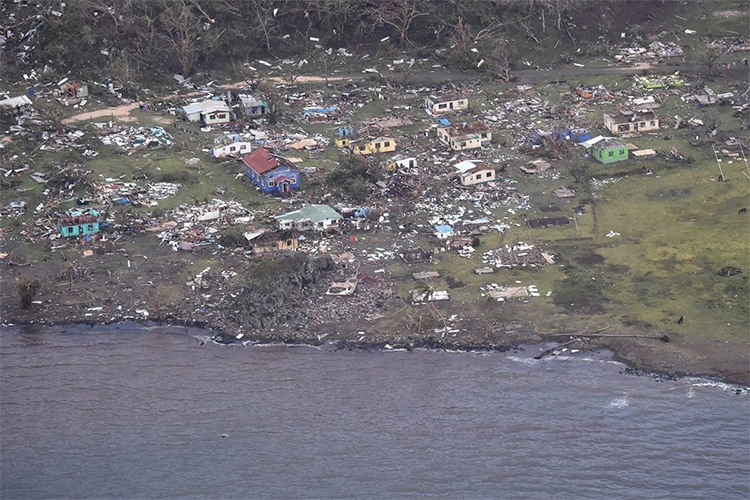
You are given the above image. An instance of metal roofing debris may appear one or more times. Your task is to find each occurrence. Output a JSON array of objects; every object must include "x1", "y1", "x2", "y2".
[
  {"x1": 0, "y1": 95, "x2": 33, "y2": 108},
  {"x1": 97, "y1": 124, "x2": 173, "y2": 150},
  {"x1": 482, "y1": 243, "x2": 554, "y2": 268}
]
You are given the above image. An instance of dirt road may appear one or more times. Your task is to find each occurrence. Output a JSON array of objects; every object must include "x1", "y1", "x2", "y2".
[
  {"x1": 61, "y1": 103, "x2": 141, "y2": 124},
  {"x1": 60, "y1": 61, "x2": 745, "y2": 124}
]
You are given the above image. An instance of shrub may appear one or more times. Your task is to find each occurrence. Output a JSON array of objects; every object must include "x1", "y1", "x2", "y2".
[{"x1": 17, "y1": 278, "x2": 41, "y2": 309}]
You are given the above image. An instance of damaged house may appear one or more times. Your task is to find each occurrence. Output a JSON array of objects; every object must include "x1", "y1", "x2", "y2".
[
  {"x1": 58, "y1": 209, "x2": 100, "y2": 238},
  {"x1": 454, "y1": 160, "x2": 496, "y2": 186},
  {"x1": 242, "y1": 148, "x2": 300, "y2": 195},
  {"x1": 181, "y1": 99, "x2": 232, "y2": 125},
  {"x1": 238, "y1": 94, "x2": 268, "y2": 118},
  {"x1": 437, "y1": 121, "x2": 491, "y2": 151},
  {"x1": 244, "y1": 229, "x2": 299, "y2": 254},
  {"x1": 274, "y1": 204, "x2": 342, "y2": 232},
  {"x1": 58, "y1": 81, "x2": 89, "y2": 99},
  {"x1": 603, "y1": 109, "x2": 659, "y2": 135},
  {"x1": 385, "y1": 154, "x2": 417, "y2": 172},
  {"x1": 212, "y1": 141, "x2": 252, "y2": 158},
  {"x1": 335, "y1": 125, "x2": 356, "y2": 148},
  {"x1": 425, "y1": 94, "x2": 468, "y2": 115},
  {"x1": 352, "y1": 137, "x2": 396, "y2": 156}
]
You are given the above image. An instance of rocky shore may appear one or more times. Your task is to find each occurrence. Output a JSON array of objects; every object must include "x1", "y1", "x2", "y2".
[{"x1": 2, "y1": 236, "x2": 747, "y2": 387}]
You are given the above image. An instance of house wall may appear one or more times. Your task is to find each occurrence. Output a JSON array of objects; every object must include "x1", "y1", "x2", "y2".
[
  {"x1": 212, "y1": 142, "x2": 252, "y2": 158},
  {"x1": 604, "y1": 114, "x2": 659, "y2": 135},
  {"x1": 460, "y1": 169, "x2": 496, "y2": 186},
  {"x1": 203, "y1": 111, "x2": 231, "y2": 125},
  {"x1": 353, "y1": 139, "x2": 395, "y2": 155},
  {"x1": 243, "y1": 104, "x2": 266, "y2": 117},
  {"x1": 247, "y1": 166, "x2": 300, "y2": 195},
  {"x1": 373, "y1": 139, "x2": 395, "y2": 153},
  {"x1": 594, "y1": 146, "x2": 629, "y2": 164},
  {"x1": 264, "y1": 170, "x2": 300, "y2": 194},
  {"x1": 59, "y1": 221, "x2": 99, "y2": 237},
  {"x1": 438, "y1": 128, "x2": 491, "y2": 150},
  {"x1": 254, "y1": 238, "x2": 298, "y2": 254},
  {"x1": 427, "y1": 98, "x2": 468, "y2": 114},
  {"x1": 387, "y1": 157, "x2": 416, "y2": 171}
]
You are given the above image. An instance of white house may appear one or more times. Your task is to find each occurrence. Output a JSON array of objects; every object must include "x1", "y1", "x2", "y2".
[
  {"x1": 181, "y1": 100, "x2": 232, "y2": 125},
  {"x1": 454, "y1": 160, "x2": 496, "y2": 186},
  {"x1": 425, "y1": 95, "x2": 468, "y2": 115},
  {"x1": 386, "y1": 154, "x2": 417, "y2": 172},
  {"x1": 437, "y1": 121, "x2": 491, "y2": 150},
  {"x1": 211, "y1": 141, "x2": 252, "y2": 158},
  {"x1": 603, "y1": 109, "x2": 659, "y2": 135}
]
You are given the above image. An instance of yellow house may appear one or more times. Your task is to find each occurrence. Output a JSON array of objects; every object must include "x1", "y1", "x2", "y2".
[
  {"x1": 352, "y1": 137, "x2": 396, "y2": 156},
  {"x1": 335, "y1": 138, "x2": 351, "y2": 148}
]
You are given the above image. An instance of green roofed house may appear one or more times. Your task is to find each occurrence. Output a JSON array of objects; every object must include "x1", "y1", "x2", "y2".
[
  {"x1": 580, "y1": 136, "x2": 629, "y2": 164},
  {"x1": 274, "y1": 204, "x2": 343, "y2": 232}
]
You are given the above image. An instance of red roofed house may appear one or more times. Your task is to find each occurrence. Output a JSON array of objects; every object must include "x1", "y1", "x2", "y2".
[{"x1": 242, "y1": 148, "x2": 301, "y2": 195}]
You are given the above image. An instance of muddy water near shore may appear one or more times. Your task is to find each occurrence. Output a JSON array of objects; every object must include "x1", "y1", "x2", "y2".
[{"x1": 1, "y1": 324, "x2": 748, "y2": 499}]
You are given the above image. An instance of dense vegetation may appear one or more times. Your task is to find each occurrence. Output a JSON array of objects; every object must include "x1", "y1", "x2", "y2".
[{"x1": 4, "y1": 0, "x2": 670, "y2": 82}]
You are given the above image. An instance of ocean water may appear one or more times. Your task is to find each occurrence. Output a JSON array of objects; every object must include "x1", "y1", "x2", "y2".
[{"x1": 1, "y1": 323, "x2": 748, "y2": 499}]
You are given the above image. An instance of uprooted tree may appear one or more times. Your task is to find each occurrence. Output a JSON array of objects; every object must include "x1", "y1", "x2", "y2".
[{"x1": 17, "y1": 277, "x2": 41, "y2": 309}]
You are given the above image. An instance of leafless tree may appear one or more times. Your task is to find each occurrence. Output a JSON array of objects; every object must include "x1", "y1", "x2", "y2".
[
  {"x1": 372, "y1": 0, "x2": 430, "y2": 47},
  {"x1": 159, "y1": 0, "x2": 202, "y2": 75},
  {"x1": 485, "y1": 38, "x2": 513, "y2": 81},
  {"x1": 697, "y1": 43, "x2": 722, "y2": 77}
]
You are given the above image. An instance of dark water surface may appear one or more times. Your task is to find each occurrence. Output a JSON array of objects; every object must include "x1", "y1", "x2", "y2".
[{"x1": 1, "y1": 324, "x2": 748, "y2": 499}]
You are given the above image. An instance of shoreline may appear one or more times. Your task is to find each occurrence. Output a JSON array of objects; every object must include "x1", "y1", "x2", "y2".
[{"x1": 3, "y1": 317, "x2": 748, "y2": 389}]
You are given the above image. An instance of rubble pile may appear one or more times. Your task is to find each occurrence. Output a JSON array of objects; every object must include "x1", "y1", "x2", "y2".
[
  {"x1": 482, "y1": 243, "x2": 555, "y2": 268},
  {"x1": 708, "y1": 37, "x2": 750, "y2": 54},
  {"x1": 91, "y1": 180, "x2": 180, "y2": 206},
  {"x1": 96, "y1": 124, "x2": 173, "y2": 150},
  {"x1": 149, "y1": 199, "x2": 257, "y2": 251}
]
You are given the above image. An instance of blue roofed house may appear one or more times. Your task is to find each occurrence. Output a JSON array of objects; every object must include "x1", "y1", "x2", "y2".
[{"x1": 242, "y1": 148, "x2": 300, "y2": 195}]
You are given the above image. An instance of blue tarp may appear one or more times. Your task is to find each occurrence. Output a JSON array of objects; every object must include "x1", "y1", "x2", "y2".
[{"x1": 438, "y1": 118, "x2": 451, "y2": 126}]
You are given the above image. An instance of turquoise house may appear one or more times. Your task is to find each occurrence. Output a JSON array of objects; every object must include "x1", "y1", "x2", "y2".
[{"x1": 58, "y1": 209, "x2": 100, "y2": 237}]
